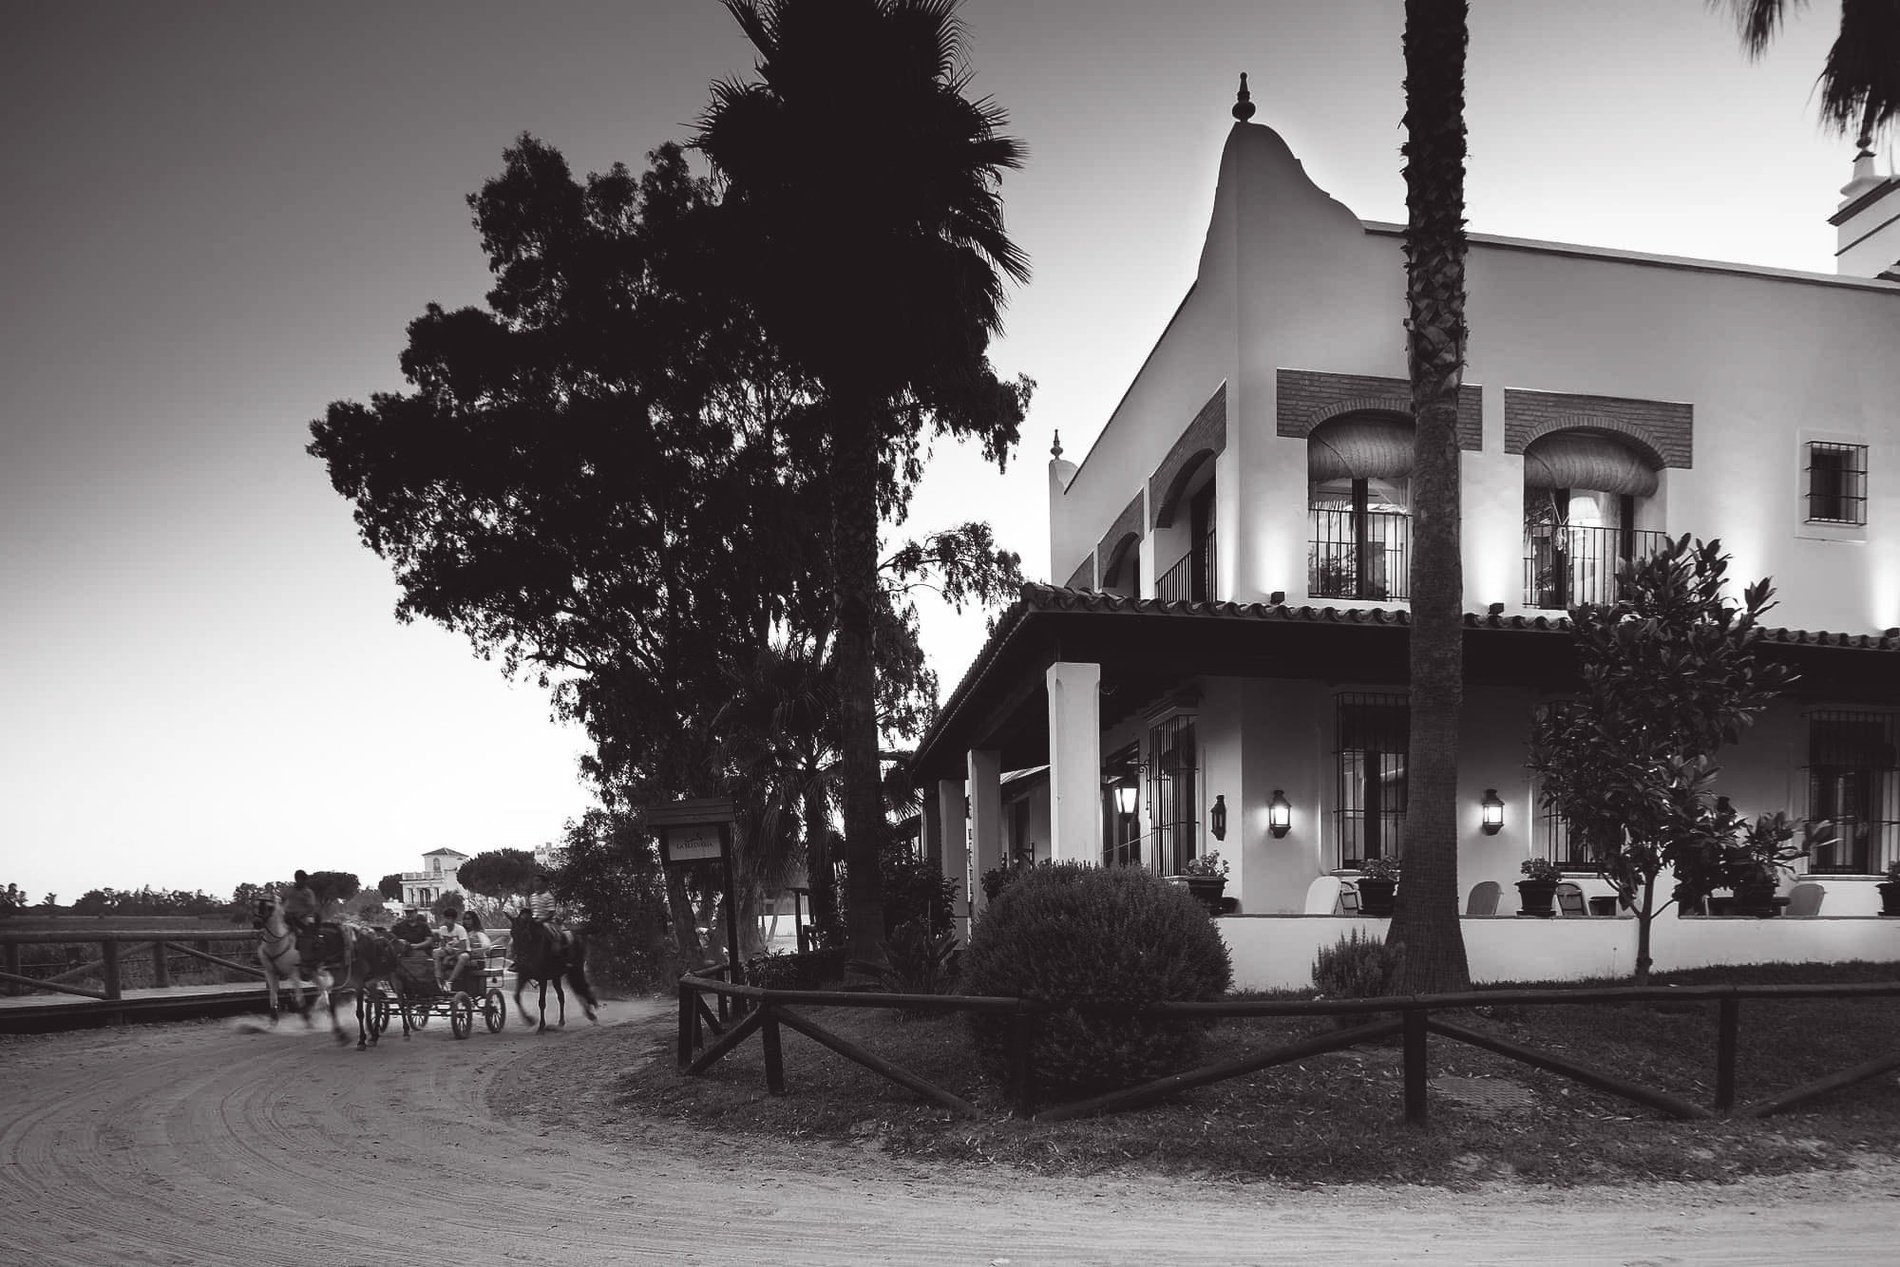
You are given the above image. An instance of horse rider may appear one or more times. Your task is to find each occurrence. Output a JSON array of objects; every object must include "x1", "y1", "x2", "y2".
[
  {"x1": 282, "y1": 870, "x2": 321, "y2": 969},
  {"x1": 529, "y1": 872, "x2": 562, "y2": 932}
]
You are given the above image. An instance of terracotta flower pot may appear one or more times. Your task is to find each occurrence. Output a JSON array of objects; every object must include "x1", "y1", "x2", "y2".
[
  {"x1": 1357, "y1": 878, "x2": 1397, "y2": 918},
  {"x1": 1516, "y1": 879, "x2": 1557, "y2": 918},
  {"x1": 1878, "y1": 881, "x2": 1900, "y2": 917}
]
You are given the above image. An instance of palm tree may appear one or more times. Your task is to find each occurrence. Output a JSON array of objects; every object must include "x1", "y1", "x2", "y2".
[
  {"x1": 1722, "y1": 0, "x2": 1900, "y2": 144},
  {"x1": 1388, "y1": 0, "x2": 1474, "y2": 994},
  {"x1": 697, "y1": 0, "x2": 1029, "y2": 975}
]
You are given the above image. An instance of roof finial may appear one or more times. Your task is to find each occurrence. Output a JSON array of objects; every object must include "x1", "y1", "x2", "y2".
[
  {"x1": 1232, "y1": 72, "x2": 1256, "y2": 122},
  {"x1": 1050, "y1": 430, "x2": 1064, "y2": 460}
]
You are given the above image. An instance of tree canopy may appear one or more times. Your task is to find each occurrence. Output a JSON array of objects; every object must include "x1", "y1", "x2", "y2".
[
  {"x1": 1529, "y1": 536, "x2": 1796, "y2": 982},
  {"x1": 457, "y1": 849, "x2": 543, "y2": 900}
]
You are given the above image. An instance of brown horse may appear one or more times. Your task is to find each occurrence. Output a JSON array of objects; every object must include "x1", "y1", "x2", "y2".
[
  {"x1": 506, "y1": 910, "x2": 599, "y2": 1032},
  {"x1": 252, "y1": 896, "x2": 353, "y2": 1044},
  {"x1": 347, "y1": 926, "x2": 408, "y2": 1049}
]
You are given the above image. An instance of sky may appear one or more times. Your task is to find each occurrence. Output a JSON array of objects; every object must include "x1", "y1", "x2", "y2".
[{"x1": 0, "y1": 1, "x2": 1874, "y2": 903}]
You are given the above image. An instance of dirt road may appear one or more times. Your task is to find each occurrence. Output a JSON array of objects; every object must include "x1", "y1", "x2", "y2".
[{"x1": 2, "y1": 998, "x2": 1896, "y2": 1265}]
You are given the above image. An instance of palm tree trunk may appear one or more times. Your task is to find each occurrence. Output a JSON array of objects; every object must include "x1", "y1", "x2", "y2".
[
  {"x1": 831, "y1": 398, "x2": 888, "y2": 977},
  {"x1": 1390, "y1": 0, "x2": 1473, "y2": 994}
]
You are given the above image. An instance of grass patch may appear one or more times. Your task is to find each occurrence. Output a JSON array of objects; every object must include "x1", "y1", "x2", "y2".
[{"x1": 614, "y1": 961, "x2": 1900, "y2": 1188}]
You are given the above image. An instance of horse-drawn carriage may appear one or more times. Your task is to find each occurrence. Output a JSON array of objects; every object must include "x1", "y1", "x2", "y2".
[{"x1": 371, "y1": 941, "x2": 509, "y2": 1040}]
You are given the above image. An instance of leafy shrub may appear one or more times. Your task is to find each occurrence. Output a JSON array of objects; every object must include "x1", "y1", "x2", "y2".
[
  {"x1": 881, "y1": 853, "x2": 958, "y2": 938},
  {"x1": 876, "y1": 917, "x2": 959, "y2": 1004},
  {"x1": 1311, "y1": 929, "x2": 1402, "y2": 1018},
  {"x1": 961, "y1": 862, "x2": 1232, "y2": 1101},
  {"x1": 745, "y1": 946, "x2": 846, "y2": 991}
]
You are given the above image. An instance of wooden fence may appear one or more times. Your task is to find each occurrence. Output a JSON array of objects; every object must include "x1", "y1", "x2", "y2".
[
  {"x1": 0, "y1": 928, "x2": 264, "y2": 1001},
  {"x1": 677, "y1": 973, "x2": 1900, "y2": 1124}
]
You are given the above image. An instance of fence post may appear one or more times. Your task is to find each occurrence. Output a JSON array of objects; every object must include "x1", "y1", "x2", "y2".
[
  {"x1": 677, "y1": 981, "x2": 697, "y2": 1068},
  {"x1": 151, "y1": 940, "x2": 170, "y2": 989},
  {"x1": 1714, "y1": 995, "x2": 1739, "y2": 1112},
  {"x1": 101, "y1": 938, "x2": 121, "y2": 1001},
  {"x1": 1008, "y1": 1005, "x2": 1039, "y2": 1118},
  {"x1": 1402, "y1": 1006, "x2": 1428, "y2": 1125},
  {"x1": 762, "y1": 1005, "x2": 785, "y2": 1095}
]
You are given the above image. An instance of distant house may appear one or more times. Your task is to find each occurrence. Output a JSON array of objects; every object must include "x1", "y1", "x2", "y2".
[
  {"x1": 398, "y1": 848, "x2": 471, "y2": 908},
  {"x1": 912, "y1": 89, "x2": 1900, "y2": 987}
]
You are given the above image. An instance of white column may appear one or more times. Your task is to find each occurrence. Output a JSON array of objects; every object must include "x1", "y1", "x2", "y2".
[
  {"x1": 967, "y1": 749, "x2": 1004, "y2": 916},
  {"x1": 936, "y1": 777, "x2": 969, "y2": 937},
  {"x1": 1046, "y1": 660, "x2": 1104, "y2": 864}
]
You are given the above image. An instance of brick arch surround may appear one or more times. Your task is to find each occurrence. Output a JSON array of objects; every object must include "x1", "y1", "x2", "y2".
[
  {"x1": 1275, "y1": 369, "x2": 1482, "y2": 449},
  {"x1": 1503, "y1": 389, "x2": 1692, "y2": 469},
  {"x1": 1148, "y1": 384, "x2": 1227, "y2": 529}
]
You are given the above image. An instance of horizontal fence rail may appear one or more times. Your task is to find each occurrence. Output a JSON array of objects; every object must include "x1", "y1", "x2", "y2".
[
  {"x1": 677, "y1": 972, "x2": 1900, "y2": 1125},
  {"x1": 0, "y1": 929, "x2": 265, "y2": 1002}
]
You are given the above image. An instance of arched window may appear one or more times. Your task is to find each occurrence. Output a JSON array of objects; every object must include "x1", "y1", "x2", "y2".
[
  {"x1": 1101, "y1": 533, "x2": 1141, "y2": 599},
  {"x1": 1522, "y1": 431, "x2": 1662, "y2": 609},
  {"x1": 1307, "y1": 415, "x2": 1412, "y2": 601}
]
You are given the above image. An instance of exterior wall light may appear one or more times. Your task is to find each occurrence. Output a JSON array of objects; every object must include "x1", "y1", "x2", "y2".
[
  {"x1": 1268, "y1": 789, "x2": 1291, "y2": 838},
  {"x1": 1481, "y1": 788, "x2": 1504, "y2": 835},
  {"x1": 1210, "y1": 794, "x2": 1227, "y2": 841},
  {"x1": 1115, "y1": 782, "x2": 1139, "y2": 818}
]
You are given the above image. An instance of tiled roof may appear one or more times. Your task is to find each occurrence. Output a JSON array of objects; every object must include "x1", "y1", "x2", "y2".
[{"x1": 917, "y1": 583, "x2": 1900, "y2": 769}]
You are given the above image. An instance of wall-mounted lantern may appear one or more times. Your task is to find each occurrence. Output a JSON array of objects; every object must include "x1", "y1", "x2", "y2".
[
  {"x1": 1268, "y1": 789, "x2": 1291, "y2": 838},
  {"x1": 1115, "y1": 782, "x2": 1139, "y2": 818},
  {"x1": 1209, "y1": 794, "x2": 1227, "y2": 841},
  {"x1": 1481, "y1": 788, "x2": 1505, "y2": 835}
]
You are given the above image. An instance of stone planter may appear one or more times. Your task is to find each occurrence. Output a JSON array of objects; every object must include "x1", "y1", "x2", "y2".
[
  {"x1": 1516, "y1": 879, "x2": 1557, "y2": 918},
  {"x1": 1182, "y1": 876, "x2": 1226, "y2": 915},
  {"x1": 1357, "y1": 878, "x2": 1397, "y2": 918},
  {"x1": 1733, "y1": 880, "x2": 1780, "y2": 917}
]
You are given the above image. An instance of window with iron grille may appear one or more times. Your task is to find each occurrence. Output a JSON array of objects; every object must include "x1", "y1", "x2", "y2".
[
  {"x1": 1806, "y1": 442, "x2": 1868, "y2": 525},
  {"x1": 1531, "y1": 702, "x2": 1593, "y2": 869},
  {"x1": 1148, "y1": 715, "x2": 1198, "y2": 875},
  {"x1": 1806, "y1": 710, "x2": 1899, "y2": 874},
  {"x1": 1335, "y1": 693, "x2": 1407, "y2": 867}
]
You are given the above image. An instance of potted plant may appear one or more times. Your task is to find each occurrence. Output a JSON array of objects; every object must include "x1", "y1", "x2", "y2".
[
  {"x1": 1179, "y1": 850, "x2": 1230, "y2": 915},
  {"x1": 1356, "y1": 855, "x2": 1399, "y2": 917},
  {"x1": 1718, "y1": 811, "x2": 1812, "y2": 918},
  {"x1": 1881, "y1": 861, "x2": 1900, "y2": 917},
  {"x1": 1517, "y1": 857, "x2": 1562, "y2": 917}
]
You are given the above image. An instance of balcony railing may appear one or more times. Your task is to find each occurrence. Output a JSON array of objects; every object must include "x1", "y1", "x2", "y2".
[
  {"x1": 1156, "y1": 543, "x2": 1216, "y2": 603},
  {"x1": 1309, "y1": 508, "x2": 1411, "y2": 601},
  {"x1": 1523, "y1": 525, "x2": 1667, "y2": 610}
]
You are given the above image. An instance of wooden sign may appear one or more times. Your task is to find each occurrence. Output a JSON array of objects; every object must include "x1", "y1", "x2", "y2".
[{"x1": 648, "y1": 797, "x2": 735, "y2": 867}]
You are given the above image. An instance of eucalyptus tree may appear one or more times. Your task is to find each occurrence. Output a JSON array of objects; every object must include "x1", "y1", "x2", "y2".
[
  {"x1": 310, "y1": 138, "x2": 833, "y2": 809},
  {"x1": 697, "y1": 0, "x2": 1032, "y2": 972},
  {"x1": 1387, "y1": 0, "x2": 1473, "y2": 993}
]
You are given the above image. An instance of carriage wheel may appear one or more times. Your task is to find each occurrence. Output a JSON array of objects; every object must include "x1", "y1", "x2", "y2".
[
  {"x1": 365, "y1": 995, "x2": 384, "y2": 1039},
  {"x1": 410, "y1": 999, "x2": 431, "y2": 1029},
  {"x1": 451, "y1": 992, "x2": 474, "y2": 1040},
  {"x1": 484, "y1": 988, "x2": 506, "y2": 1033},
  {"x1": 374, "y1": 995, "x2": 391, "y2": 1034}
]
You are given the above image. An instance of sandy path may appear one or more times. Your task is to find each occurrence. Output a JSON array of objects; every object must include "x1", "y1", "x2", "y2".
[{"x1": 2, "y1": 998, "x2": 1897, "y2": 1266}]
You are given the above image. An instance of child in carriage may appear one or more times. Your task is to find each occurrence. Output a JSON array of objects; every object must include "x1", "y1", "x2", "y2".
[{"x1": 433, "y1": 909, "x2": 470, "y2": 992}]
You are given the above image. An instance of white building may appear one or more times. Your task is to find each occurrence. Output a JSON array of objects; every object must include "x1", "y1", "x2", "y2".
[
  {"x1": 913, "y1": 90, "x2": 1900, "y2": 987},
  {"x1": 398, "y1": 847, "x2": 470, "y2": 909}
]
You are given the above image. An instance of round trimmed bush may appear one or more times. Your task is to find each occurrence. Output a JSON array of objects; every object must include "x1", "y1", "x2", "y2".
[{"x1": 961, "y1": 862, "x2": 1232, "y2": 1101}]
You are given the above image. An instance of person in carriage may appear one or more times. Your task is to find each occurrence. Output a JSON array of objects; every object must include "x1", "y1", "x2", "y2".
[{"x1": 433, "y1": 908, "x2": 471, "y2": 992}]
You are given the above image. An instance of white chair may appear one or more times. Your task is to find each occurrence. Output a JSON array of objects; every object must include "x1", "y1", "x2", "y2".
[
  {"x1": 1555, "y1": 882, "x2": 1587, "y2": 917},
  {"x1": 1303, "y1": 876, "x2": 1346, "y2": 914},
  {"x1": 1465, "y1": 880, "x2": 1501, "y2": 916},
  {"x1": 1785, "y1": 882, "x2": 1825, "y2": 918}
]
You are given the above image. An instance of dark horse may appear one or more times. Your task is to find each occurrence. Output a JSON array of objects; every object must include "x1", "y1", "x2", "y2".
[
  {"x1": 347, "y1": 926, "x2": 407, "y2": 1050},
  {"x1": 506, "y1": 910, "x2": 599, "y2": 1032}
]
